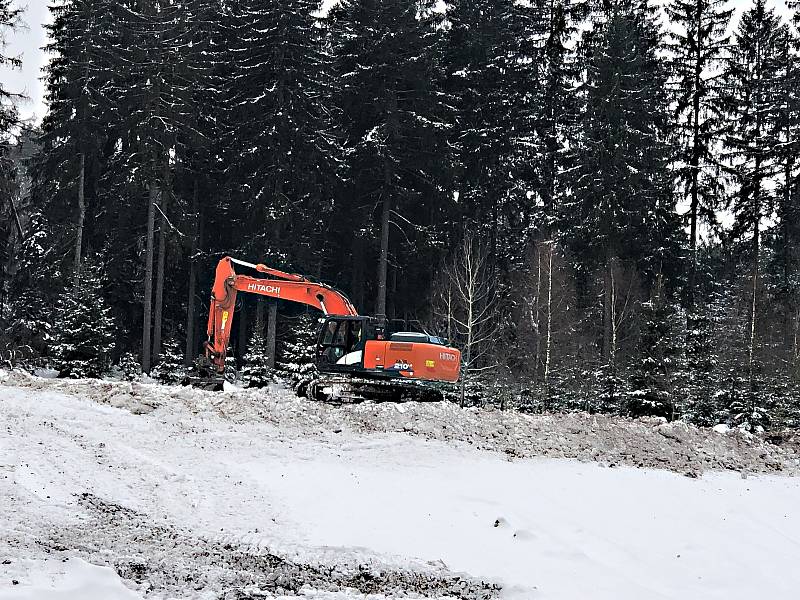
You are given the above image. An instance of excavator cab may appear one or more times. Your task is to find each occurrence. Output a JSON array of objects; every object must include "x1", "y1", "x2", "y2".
[
  {"x1": 316, "y1": 316, "x2": 377, "y2": 373},
  {"x1": 315, "y1": 316, "x2": 459, "y2": 384}
]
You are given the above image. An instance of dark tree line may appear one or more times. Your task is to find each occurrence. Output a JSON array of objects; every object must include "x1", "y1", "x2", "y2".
[{"x1": 3, "y1": 0, "x2": 800, "y2": 433}]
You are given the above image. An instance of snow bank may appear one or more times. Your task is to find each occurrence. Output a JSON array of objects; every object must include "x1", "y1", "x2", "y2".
[
  {"x1": 2, "y1": 379, "x2": 800, "y2": 599},
  {"x1": 5, "y1": 371, "x2": 798, "y2": 476},
  {"x1": 0, "y1": 559, "x2": 140, "y2": 600},
  {"x1": 261, "y1": 437, "x2": 800, "y2": 600}
]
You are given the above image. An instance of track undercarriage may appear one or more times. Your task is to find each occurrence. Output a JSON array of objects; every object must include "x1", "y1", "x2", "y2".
[
  {"x1": 302, "y1": 375, "x2": 447, "y2": 404},
  {"x1": 187, "y1": 360, "x2": 450, "y2": 403}
]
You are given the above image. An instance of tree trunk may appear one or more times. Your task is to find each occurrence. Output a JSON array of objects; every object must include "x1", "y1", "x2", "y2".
[
  {"x1": 152, "y1": 193, "x2": 168, "y2": 364},
  {"x1": 376, "y1": 85, "x2": 397, "y2": 322},
  {"x1": 184, "y1": 184, "x2": 201, "y2": 367},
  {"x1": 73, "y1": 153, "x2": 86, "y2": 287},
  {"x1": 376, "y1": 164, "x2": 392, "y2": 321},
  {"x1": 687, "y1": 0, "x2": 703, "y2": 309},
  {"x1": 544, "y1": 242, "x2": 554, "y2": 404},
  {"x1": 603, "y1": 257, "x2": 614, "y2": 362},
  {"x1": 389, "y1": 265, "x2": 397, "y2": 321},
  {"x1": 256, "y1": 298, "x2": 265, "y2": 339},
  {"x1": 783, "y1": 72, "x2": 795, "y2": 367},
  {"x1": 267, "y1": 300, "x2": 277, "y2": 369},
  {"x1": 533, "y1": 245, "x2": 542, "y2": 382},
  {"x1": 749, "y1": 180, "x2": 761, "y2": 392},
  {"x1": 142, "y1": 182, "x2": 158, "y2": 373},
  {"x1": 783, "y1": 158, "x2": 794, "y2": 366},
  {"x1": 793, "y1": 306, "x2": 800, "y2": 379},
  {"x1": 351, "y1": 234, "x2": 365, "y2": 311}
]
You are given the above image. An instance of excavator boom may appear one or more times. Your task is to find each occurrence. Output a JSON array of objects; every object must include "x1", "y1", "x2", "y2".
[{"x1": 204, "y1": 257, "x2": 357, "y2": 374}]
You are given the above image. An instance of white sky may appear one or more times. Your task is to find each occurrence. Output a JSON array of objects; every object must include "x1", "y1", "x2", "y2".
[
  {"x1": 0, "y1": 0, "x2": 789, "y2": 126},
  {"x1": 1, "y1": 1, "x2": 50, "y2": 125}
]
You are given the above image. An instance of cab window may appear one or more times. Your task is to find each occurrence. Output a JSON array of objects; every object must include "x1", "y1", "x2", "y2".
[{"x1": 322, "y1": 321, "x2": 337, "y2": 345}]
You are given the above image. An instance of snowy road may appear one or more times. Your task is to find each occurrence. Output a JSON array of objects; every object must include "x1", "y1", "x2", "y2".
[{"x1": 1, "y1": 378, "x2": 799, "y2": 599}]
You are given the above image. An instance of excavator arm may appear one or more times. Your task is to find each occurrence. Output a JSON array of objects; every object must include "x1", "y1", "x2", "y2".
[{"x1": 203, "y1": 257, "x2": 358, "y2": 374}]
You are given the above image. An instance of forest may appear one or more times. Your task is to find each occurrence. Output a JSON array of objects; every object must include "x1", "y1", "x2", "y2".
[{"x1": 1, "y1": 0, "x2": 800, "y2": 432}]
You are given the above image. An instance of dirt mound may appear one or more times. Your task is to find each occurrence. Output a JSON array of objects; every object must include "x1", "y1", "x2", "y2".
[
  {"x1": 5, "y1": 371, "x2": 799, "y2": 477},
  {"x1": 33, "y1": 493, "x2": 498, "y2": 599}
]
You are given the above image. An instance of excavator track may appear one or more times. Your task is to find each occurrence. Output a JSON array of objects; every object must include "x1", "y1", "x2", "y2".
[{"x1": 304, "y1": 375, "x2": 447, "y2": 404}]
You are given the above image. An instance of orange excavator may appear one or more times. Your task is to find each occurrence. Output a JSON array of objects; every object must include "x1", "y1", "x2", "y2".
[{"x1": 194, "y1": 256, "x2": 461, "y2": 401}]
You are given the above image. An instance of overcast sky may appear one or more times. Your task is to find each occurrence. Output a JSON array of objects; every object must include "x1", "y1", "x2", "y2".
[
  {"x1": 0, "y1": 0, "x2": 789, "y2": 126},
  {"x1": 1, "y1": 1, "x2": 50, "y2": 124}
]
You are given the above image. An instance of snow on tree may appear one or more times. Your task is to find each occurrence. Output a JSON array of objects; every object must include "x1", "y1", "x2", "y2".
[
  {"x1": 51, "y1": 259, "x2": 116, "y2": 379},
  {"x1": 626, "y1": 290, "x2": 682, "y2": 419},
  {"x1": 242, "y1": 329, "x2": 274, "y2": 388},
  {"x1": 276, "y1": 313, "x2": 319, "y2": 390},
  {"x1": 151, "y1": 338, "x2": 186, "y2": 384},
  {"x1": 679, "y1": 303, "x2": 719, "y2": 426},
  {"x1": 117, "y1": 352, "x2": 141, "y2": 382},
  {"x1": 666, "y1": 0, "x2": 733, "y2": 307}
]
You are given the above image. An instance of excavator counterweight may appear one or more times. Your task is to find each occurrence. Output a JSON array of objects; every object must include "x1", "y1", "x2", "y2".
[{"x1": 192, "y1": 256, "x2": 461, "y2": 401}]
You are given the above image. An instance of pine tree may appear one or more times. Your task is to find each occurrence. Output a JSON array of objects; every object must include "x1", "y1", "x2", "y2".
[
  {"x1": 51, "y1": 259, "x2": 116, "y2": 379},
  {"x1": 329, "y1": 0, "x2": 449, "y2": 317},
  {"x1": 151, "y1": 337, "x2": 186, "y2": 384},
  {"x1": 665, "y1": 0, "x2": 733, "y2": 306},
  {"x1": 242, "y1": 330, "x2": 274, "y2": 388},
  {"x1": 564, "y1": 0, "x2": 681, "y2": 371},
  {"x1": 626, "y1": 291, "x2": 682, "y2": 419},
  {"x1": 724, "y1": 0, "x2": 788, "y2": 391},
  {"x1": 275, "y1": 313, "x2": 319, "y2": 388}
]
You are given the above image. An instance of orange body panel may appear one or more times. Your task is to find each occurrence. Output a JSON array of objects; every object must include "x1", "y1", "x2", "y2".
[{"x1": 362, "y1": 340, "x2": 461, "y2": 383}]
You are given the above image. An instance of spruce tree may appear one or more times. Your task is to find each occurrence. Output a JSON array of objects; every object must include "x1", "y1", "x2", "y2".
[
  {"x1": 37, "y1": 0, "x2": 118, "y2": 285},
  {"x1": 665, "y1": 0, "x2": 733, "y2": 306},
  {"x1": 275, "y1": 313, "x2": 319, "y2": 388},
  {"x1": 0, "y1": 0, "x2": 22, "y2": 287},
  {"x1": 151, "y1": 337, "x2": 186, "y2": 384},
  {"x1": 680, "y1": 283, "x2": 720, "y2": 425},
  {"x1": 242, "y1": 330, "x2": 274, "y2": 388},
  {"x1": 443, "y1": 0, "x2": 542, "y2": 266},
  {"x1": 769, "y1": 23, "x2": 800, "y2": 374},
  {"x1": 117, "y1": 352, "x2": 141, "y2": 381},
  {"x1": 51, "y1": 259, "x2": 116, "y2": 379},
  {"x1": 224, "y1": 0, "x2": 336, "y2": 261},
  {"x1": 724, "y1": 0, "x2": 787, "y2": 391},
  {"x1": 532, "y1": 0, "x2": 587, "y2": 233},
  {"x1": 0, "y1": 0, "x2": 22, "y2": 133},
  {"x1": 329, "y1": 0, "x2": 448, "y2": 317},
  {"x1": 627, "y1": 293, "x2": 681, "y2": 419},
  {"x1": 564, "y1": 0, "x2": 681, "y2": 372}
]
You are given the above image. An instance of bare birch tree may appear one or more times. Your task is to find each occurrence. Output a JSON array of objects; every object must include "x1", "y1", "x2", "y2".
[{"x1": 444, "y1": 234, "x2": 499, "y2": 408}]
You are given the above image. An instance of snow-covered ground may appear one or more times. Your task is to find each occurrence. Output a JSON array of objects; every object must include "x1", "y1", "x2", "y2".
[{"x1": 1, "y1": 372, "x2": 799, "y2": 599}]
